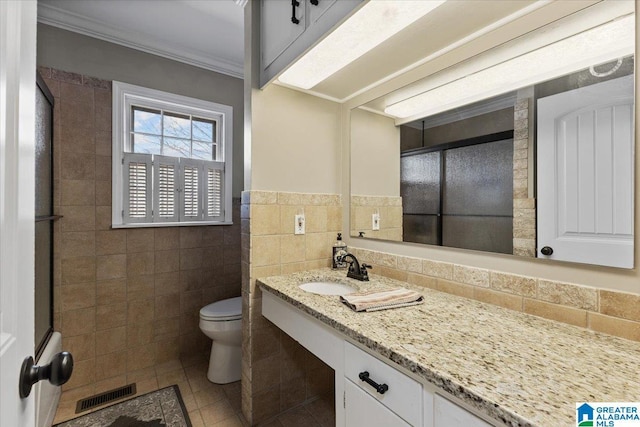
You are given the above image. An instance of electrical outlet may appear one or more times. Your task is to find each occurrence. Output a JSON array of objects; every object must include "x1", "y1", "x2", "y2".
[
  {"x1": 294, "y1": 214, "x2": 305, "y2": 235},
  {"x1": 372, "y1": 213, "x2": 380, "y2": 230}
]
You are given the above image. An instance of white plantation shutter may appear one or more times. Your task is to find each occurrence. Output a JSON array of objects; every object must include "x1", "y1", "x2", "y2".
[
  {"x1": 112, "y1": 82, "x2": 233, "y2": 227},
  {"x1": 180, "y1": 158, "x2": 203, "y2": 221},
  {"x1": 123, "y1": 153, "x2": 152, "y2": 223},
  {"x1": 204, "y1": 161, "x2": 225, "y2": 221},
  {"x1": 153, "y1": 155, "x2": 179, "y2": 223}
]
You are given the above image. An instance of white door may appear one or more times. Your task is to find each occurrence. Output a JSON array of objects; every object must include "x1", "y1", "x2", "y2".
[
  {"x1": 537, "y1": 75, "x2": 634, "y2": 268},
  {"x1": 0, "y1": 1, "x2": 38, "y2": 426}
]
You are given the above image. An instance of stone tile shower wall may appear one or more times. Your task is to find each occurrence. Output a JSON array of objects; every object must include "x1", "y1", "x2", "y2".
[
  {"x1": 350, "y1": 195, "x2": 403, "y2": 241},
  {"x1": 40, "y1": 67, "x2": 241, "y2": 397},
  {"x1": 512, "y1": 98, "x2": 536, "y2": 257},
  {"x1": 241, "y1": 191, "x2": 340, "y2": 425}
]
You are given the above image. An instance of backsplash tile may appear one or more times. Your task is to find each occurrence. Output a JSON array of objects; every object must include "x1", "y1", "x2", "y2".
[
  {"x1": 473, "y1": 287, "x2": 523, "y2": 311},
  {"x1": 537, "y1": 279, "x2": 598, "y2": 311},
  {"x1": 352, "y1": 246, "x2": 640, "y2": 343},
  {"x1": 397, "y1": 255, "x2": 422, "y2": 273},
  {"x1": 588, "y1": 313, "x2": 640, "y2": 342},
  {"x1": 523, "y1": 299, "x2": 587, "y2": 328},
  {"x1": 421, "y1": 259, "x2": 453, "y2": 279},
  {"x1": 490, "y1": 271, "x2": 536, "y2": 297},
  {"x1": 599, "y1": 290, "x2": 640, "y2": 322},
  {"x1": 453, "y1": 265, "x2": 490, "y2": 287}
]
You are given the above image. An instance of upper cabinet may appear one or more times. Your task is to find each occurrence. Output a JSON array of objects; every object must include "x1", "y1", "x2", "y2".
[{"x1": 260, "y1": 0, "x2": 362, "y2": 87}]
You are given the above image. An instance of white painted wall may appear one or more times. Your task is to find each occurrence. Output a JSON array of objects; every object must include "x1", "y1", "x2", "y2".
[
  {"x1": 350, "y1": 108, "x2": 400, "y2": 197},
  {"x1": 249, "y1": 84, "x2": 341, "y2": 193}
]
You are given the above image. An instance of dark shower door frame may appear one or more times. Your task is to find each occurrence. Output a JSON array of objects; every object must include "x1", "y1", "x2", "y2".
[
  {"x1": 400, "y1": 130, "x2": 515, "y2": 253},
  {"x1": 35, "y1": 72, "x2": 59, "y2": 362}
]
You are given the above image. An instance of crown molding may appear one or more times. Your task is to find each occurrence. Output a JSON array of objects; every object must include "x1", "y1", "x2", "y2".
[{"x1": 37, "y1": 3, "x2": 244, "y2": 79}]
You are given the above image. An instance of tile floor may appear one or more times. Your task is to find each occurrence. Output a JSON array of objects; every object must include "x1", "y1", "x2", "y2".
[{"x1": 53, "y1": 353, "x2": 334, "y2": 427}]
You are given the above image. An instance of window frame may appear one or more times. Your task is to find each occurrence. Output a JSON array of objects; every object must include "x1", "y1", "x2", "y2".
[{"x1": 112, "y1": 81, "x2": 233, "y2": 228}]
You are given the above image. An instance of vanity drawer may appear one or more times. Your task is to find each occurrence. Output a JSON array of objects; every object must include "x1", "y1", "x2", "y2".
[{"x1": 345, "y1": 342, "x2": 422, "y2": 426}]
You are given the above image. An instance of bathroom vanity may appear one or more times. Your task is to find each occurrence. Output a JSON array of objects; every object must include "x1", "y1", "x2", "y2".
[{"x1": 258, "y1": 269, "x2": 640, "y2": 426}]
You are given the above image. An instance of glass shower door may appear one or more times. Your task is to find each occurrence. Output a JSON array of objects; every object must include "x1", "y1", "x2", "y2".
[{"x1": 34, "y1": 74, "x2": 56, "y2": 360}]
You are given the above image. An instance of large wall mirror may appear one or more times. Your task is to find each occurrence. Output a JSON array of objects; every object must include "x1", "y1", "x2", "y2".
[{"x1": 350, "y1": 0, "x2": 635, "y2": 269}]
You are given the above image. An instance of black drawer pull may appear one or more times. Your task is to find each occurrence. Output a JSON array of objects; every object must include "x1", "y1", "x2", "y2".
[
  {"x1": 359, "y1": 371, "x2": 389, "y2": 394},
  {"x1": 291, "y1": 0, "x2": 300, "y2": 24}
]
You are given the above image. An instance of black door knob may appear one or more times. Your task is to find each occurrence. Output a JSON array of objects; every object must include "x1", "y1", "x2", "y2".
[
  {"x1": 540, "y1": 246, "x2": 554, "y2": 256},
  {"x1": 19, "y1": 351, "x2": 73, "y2": 398}
]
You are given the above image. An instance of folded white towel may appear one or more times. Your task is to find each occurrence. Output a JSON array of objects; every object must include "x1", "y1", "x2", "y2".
[{"x1": 340, "y1": 288, "x2": 423, "y2": 312}]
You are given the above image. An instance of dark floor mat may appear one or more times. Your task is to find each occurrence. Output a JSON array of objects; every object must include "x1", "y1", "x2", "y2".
[{"x1": 54, "y1": 385, "x2": 191, "y2": 427}]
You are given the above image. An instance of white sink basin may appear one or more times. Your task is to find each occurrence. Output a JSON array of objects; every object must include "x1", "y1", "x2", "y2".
[{"x1": 299, "y1": 282, "x2": 357, "y2": 296}]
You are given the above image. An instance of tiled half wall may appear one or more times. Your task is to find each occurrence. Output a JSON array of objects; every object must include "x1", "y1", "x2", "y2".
[
  {"x1": 241, "y1": 191, "x2": 341, "y2": 425},
  {"x1": 41, "y1": 67, "x2": 242, "y2": 398},
  {"x1": 350, "y1": 195, "x2": 403, "y2": 241}
]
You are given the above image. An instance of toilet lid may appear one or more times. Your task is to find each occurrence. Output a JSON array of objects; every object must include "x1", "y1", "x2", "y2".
[{"x1": 200, "y1": 297, "x2": 242, "y2": 321}]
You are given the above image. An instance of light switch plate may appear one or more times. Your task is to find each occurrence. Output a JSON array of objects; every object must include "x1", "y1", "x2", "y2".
[
  {"x1": 294, "y1": 214, "x2": 305, "y2": 234},
  {"x1": 372, "y1": 213, "x2": 380, "y2": 230}
]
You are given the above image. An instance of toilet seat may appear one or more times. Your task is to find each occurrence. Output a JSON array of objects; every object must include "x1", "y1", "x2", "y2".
[{"x1": 200, "y1": 297, "x2": 242, "y2": 321}]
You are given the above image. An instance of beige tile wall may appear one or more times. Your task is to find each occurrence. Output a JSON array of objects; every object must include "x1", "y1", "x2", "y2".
[
  {"x1": 41, "y1": 67, "x2": 242, "y2": 398},
  {"x1": 350, "y1": 247, "x2": 640, "y2": 342},
  {"x1": 350, "y1": 195, "x2": 402, "y2": 241},
  {"x1": 241, "y1": 191, "x2": 340, "y2": 425}
]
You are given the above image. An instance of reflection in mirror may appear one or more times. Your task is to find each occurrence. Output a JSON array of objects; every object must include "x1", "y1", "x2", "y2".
[{"x1": 350, "y1": 4, "x2": 635, "y2": 268}]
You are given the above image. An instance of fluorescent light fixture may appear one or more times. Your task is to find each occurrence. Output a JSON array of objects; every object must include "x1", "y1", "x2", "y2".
[
  {"x1": 278, "y1": 0, "x2": 446, "y2": 90},
  {"x1": 385, "y1": 14, "x2": 635, "y2": 119}
]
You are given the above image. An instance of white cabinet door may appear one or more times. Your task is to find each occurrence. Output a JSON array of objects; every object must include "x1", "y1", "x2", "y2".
[
  {"x1": 344, "y1": 342, "x2": 422, "y2": 426},
  {"x1": 345, "y1": 379, "x2": 410, "y2": 427},
  {"x1": 260, "y1": 0, "x2": 362, "y2": 86},
  {"x1": 434, "y1": 395, "x2": 491, "y2": 427},
  {"x1": 261, "y1": 0, "x2": 306, "y2": 69},
  {"x1": 308, "y1": 0, "x2": 336, "y2": 24},
  {"x1": 537, "y1": 75, "x2": 634, "y2": 268}
]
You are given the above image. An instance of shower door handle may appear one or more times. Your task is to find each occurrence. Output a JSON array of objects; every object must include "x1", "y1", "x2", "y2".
[{"x1": 19, "y1": 351, "x2": 73, "y2": 398}]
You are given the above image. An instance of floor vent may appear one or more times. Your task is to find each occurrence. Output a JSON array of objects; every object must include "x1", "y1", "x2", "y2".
[{"x1": 75, "y1": 383, "x2": 137, "y2": 413}]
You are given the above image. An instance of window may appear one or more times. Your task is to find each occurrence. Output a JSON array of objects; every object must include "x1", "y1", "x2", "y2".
[{"x1": 112, "y1": 82, "x2": 232, "y2": 227}]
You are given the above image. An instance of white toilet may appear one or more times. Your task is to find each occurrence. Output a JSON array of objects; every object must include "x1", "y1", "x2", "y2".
[{"x1": 199, "y1": 297, "x2": 242, "y2": 384}]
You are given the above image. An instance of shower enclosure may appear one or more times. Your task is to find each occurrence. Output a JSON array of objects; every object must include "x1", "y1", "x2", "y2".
[
  {"x1": 401, "y1": 132, "x2": 514, "y2": 254},
  {"x1": 35, "y1": 72, "x2": 56, "y2": 360}
]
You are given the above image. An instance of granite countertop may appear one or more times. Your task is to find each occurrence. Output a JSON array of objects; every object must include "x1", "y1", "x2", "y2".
[{"x1": 257, "y1": 268, "x2": 640, "y2": 427}]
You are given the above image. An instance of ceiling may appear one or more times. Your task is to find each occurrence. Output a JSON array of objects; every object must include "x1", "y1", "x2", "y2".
[{"x1": 37, "y1": 0, "x2": 245, "y2": 78}]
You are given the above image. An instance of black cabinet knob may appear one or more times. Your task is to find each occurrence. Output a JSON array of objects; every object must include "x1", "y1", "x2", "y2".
[{"x1": 540, "y1": 246, "x2": 554, "y2": 256}]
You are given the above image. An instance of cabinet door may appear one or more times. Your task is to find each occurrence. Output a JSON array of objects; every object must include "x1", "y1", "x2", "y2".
[
  {"x1": 345, "y1": 379, "x2": 410, "y2": 427},
  {"x1": 261, "y1": 0, "x2": 306, "y2": 68},
  {"x1": 434, "y1": 395, "x2": 491, "y2": 427},
  {"x1": 308, "y1": 0, "x2": 336, "y2": 24}
]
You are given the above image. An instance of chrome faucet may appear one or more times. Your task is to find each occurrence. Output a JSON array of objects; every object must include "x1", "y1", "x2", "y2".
[{"x1": 337, "y1": 253, "x2": 372, "y2": 281}]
